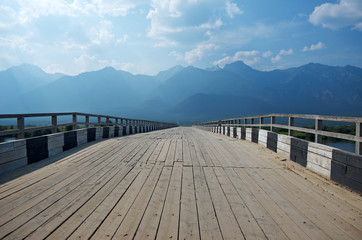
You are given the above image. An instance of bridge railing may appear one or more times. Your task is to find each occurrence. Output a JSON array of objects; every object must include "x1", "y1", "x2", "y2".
[
  {"x1": 0, "y1": 112, "x2": 177, "y2": 140},
  {"x1": 196, "y1": 113, "x2": 362, "y2": 155}
]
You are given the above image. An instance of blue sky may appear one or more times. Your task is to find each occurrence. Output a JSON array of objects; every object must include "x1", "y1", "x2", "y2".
[{"x1": 0, "y1": 0, "x2": 361, "y2": 75}]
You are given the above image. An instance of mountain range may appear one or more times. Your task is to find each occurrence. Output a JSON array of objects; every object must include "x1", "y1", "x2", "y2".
[{"x1": 1, "y1": 62, "x2": 361, "y2": 125}]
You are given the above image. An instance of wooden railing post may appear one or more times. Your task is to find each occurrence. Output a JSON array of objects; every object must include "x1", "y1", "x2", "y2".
[
  {"x1": 72, "y1": 113, "x2": 77, "y2": 130},
  {"x1": 260, "y1": 117, "x2": 264, "y2": 129},
  {"x1": 288, "y1": 117, "x2": 294, "y2": 136},
  {"x1": 356, "y1": 122, "x2": 361, "y2": 155},
  {"x1": 85, "y1": 115, "x2": 89, "y2": 128},
  {"x1": 52, "y1": 115, "x2": 57, "y2": 133},
  {"x1": 270, "y1": 116, "x2": 275, "y2": 132},
  {"x1": 315, "y1": 119, "x2": 322, "y2": 143},
  {"x1": 17, "y1": 117, "x2": 24, "y2": 139}
]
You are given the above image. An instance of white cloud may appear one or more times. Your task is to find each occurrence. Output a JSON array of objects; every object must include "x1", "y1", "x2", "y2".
[
  {"x1": 61, "y1": 41, "x2": 89, "y2": 51},
  {"x1": 302, "y1": 42, "x2": 325, "y2": 52},
  {"x1": 271, "y1": 55, "x2": 281, "y2": 63},
  {"x1": 271, "y1": 48, "x2": 293, "y2": 63},
  {"x1": 0, "y1": 6, "x2": 17, "y2": 28},
  {"x1": 74, "y1": 54, "x2": 141, "y2": 74},
  {"x1": 89, "y1": 20, "x2": 115, "y2": 45},
  {"x1": 262, "y1": 51, "x2": 272, "y2": 58},
  {"x1": 184, "y1": 43, "x2": 218, "y2": 63},
  {"x1": 92, "y1": 0, "x2": 135, "y2": 17},
  {"x1": 279, "y1": 48, "x2": 293, "y2": 55},
  {"x1": 44, "y1": 63, "x2": 66, "y2": 74},
  {"x1": 226, "y1": 1, "x2": 243, "y2": 18},
  {"x1": 15, "y1": 0, "x2": 136, "y2": 24},
  {"x1": 74, "y1": 54, "x2": 97, "y2": 72},
  {"x1": 309, "y1": 0, "x2": 362, "y2": 31},
  {"x1": 213, "y1": 50, "x2": 260, "y2": 67},
  {"x1": 199, "y1": 19, "x2": 223, "y2": 29},
  {"x1": 0, "y1": 34, "x2": 34, "y2": 53},
  {"x1": 169, "y1": 50, "x2": 184, "y2": 61},
  {"x1": 146, "y1": 0, "x2": 225, "y2": 46},
  {"x1": 116, "y1": 34, "x2": 129, "y2": 45}
]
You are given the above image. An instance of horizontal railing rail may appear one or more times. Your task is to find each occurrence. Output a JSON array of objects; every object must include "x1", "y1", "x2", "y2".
[
  {"x1": 196, "y1": 113, "x2": 362, "y2": 155},
  {"x1": 0, "y1": 112, "x2": 177, "y2": 139}
]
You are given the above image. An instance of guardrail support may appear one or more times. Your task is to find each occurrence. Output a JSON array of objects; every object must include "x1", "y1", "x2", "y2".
[
  {"x1": 356, "y1": 122, "x2": 361, "y2": 155},
  {"x1": 17, "y1": 117, "x2": 24, "y2": 139},
  {"x1": 72, "y1": 114, "x2": 77, "y2": 130},
  {"x1": 315, "y1": 119, "x2": 322, "y2": 143},
  {"x1": 85, "y1": 115, "x2": 89, "y2": 128},
  {"x1": 260, "y1": 117, "x2": 264, "y2": 129},
  {"x1": 288, "y1": 117, "x2": 294, "y2": 136},
  {"x1": 52, "y1": 115, "x2": 57, "y2": 133},
  {"x1": 270, "y1": 116, "x2": 275, "y2": 132}
]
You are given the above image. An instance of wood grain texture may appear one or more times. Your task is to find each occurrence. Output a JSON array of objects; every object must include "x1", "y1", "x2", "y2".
[{"x1": 0, "y1": 127, "x2": 360, "y2": 240}]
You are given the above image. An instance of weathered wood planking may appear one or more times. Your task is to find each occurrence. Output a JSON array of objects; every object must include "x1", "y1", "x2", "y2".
[{"x1": 0, "y1": 127, "x2": 361, "y2": 240}]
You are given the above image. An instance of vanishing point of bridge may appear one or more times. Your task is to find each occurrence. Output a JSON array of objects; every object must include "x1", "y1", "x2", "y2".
[{"x1": 0, "y1": 113, "x2": 361, "y2": 239}]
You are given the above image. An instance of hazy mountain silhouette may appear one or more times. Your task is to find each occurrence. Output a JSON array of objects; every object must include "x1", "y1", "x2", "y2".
[
  {"x1": 0, "y1": 64, "x2": 63, "y2": 103},
  {"x1": 1, "y1": 61, "x2": 361, "y2": 123}
]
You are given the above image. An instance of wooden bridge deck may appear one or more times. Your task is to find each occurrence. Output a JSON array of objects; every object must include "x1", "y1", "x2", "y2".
[{"x1": 0, "y1": 127, "x2": 361, "y2": 240}]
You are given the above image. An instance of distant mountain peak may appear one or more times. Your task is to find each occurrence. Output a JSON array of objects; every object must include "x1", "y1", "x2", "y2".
[
  {"x1": 223, "y1": 61, "x2": 254, "y2": 70},
  {"x1": 155, "y1": 65, "x2": 185, "y2": 82},
  {"x1": 222, "y1": 61, "x2": 260, "y2": 78},
  {"x1": 206, "y1": 65, "x2": 222, "y2": 71},
  {"x1": 8, "y1": 63, "x2": 44, "y2": 73}
]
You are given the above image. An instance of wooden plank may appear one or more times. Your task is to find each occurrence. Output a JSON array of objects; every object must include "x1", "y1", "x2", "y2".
[
  {"x1": 279, "y1": 163, "x2": 362, "y2": 213},
  {"x1": 1, "y1": 150, "x2": 131, "y2": 239},
  {"x1": 165, "y1": 139, "x2": 176, "y2": 166},
  {"x1": 90, "y1": 166, "x2": 154, "y2": 240},
  {"x1": 234, "y1": 168, "x2": 310, "y2": 240},
  {"x1": 209, "y1": 140, "x2": 237, "y2": 167},
  {"x1": 248, "y1": 168, "x2": 329, "y2": 240},
  {"x1": 175, "y1": 139, "x2": 183, "y2": 162},
  {"x1": 158, "y1": 139, "x2": 171, "y2": 165},
  {"x1": 0, "y1": 138, "x2": 147, "y2": 239},
  {"x1": 0, "y1": 138, "x2": 132, "y2": 202},
  {"x1": 136, "y1": 139, "x2": 161, "y2": 166},
  {"x1": 198, "y1": 142, "x2": 214, "y2": 166},
  {"x1": 203, "y1": 141, "x2": 222, "y2": 167},
  {"x1": 0, "y1": 141, "x2": 129, "y2": 229},
  {"x1": 192, "y1": 139, "x2": 207, "y2": 166},
  {"x1": 224, "y1": 168, "x2": 289, "y2": 240},
  {"x1": 193, "y1": 167, "x2": 223, "y2": 240},
  {"x1": 0, "y1": 138, "x2": 114, "y2": 195},
  {"x1": 179, "y1": 166, "x2": 200, "y2": 240},
  {"x1": 272, "y1": 168, "x2": 362, "y2": 239},
  {"x1": 189, "y1": 140, "x2": 200, "y2": 167},
  {"x1": 156, "y1": 162, "x2": 183, "y2": 239},
  {"x1": 183, "y1": 140, "x2": 192, "y2": 166},
  {"x1": 133, "y1": 167, "x2": 172, "y2": 240},
  {"x1": 203, "y1": 167, "x2": 245, "y2": 240},
  {"x1": 111, "y1": 164, "x2": 164, "y2": 240},
  {"x1": 48, "y1": 166, "x2": 139, "y2": 240},
  {"x1": 147, "y1": 139, "x2": 166, "y2": 164},
  {"x1": 213, "y1": 167, "x2": 267, "y2": 239}
]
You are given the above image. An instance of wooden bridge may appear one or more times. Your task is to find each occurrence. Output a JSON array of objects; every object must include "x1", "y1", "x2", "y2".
[{"x1": 0, "y1": 113, "x2": 361, "y2": 239}]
